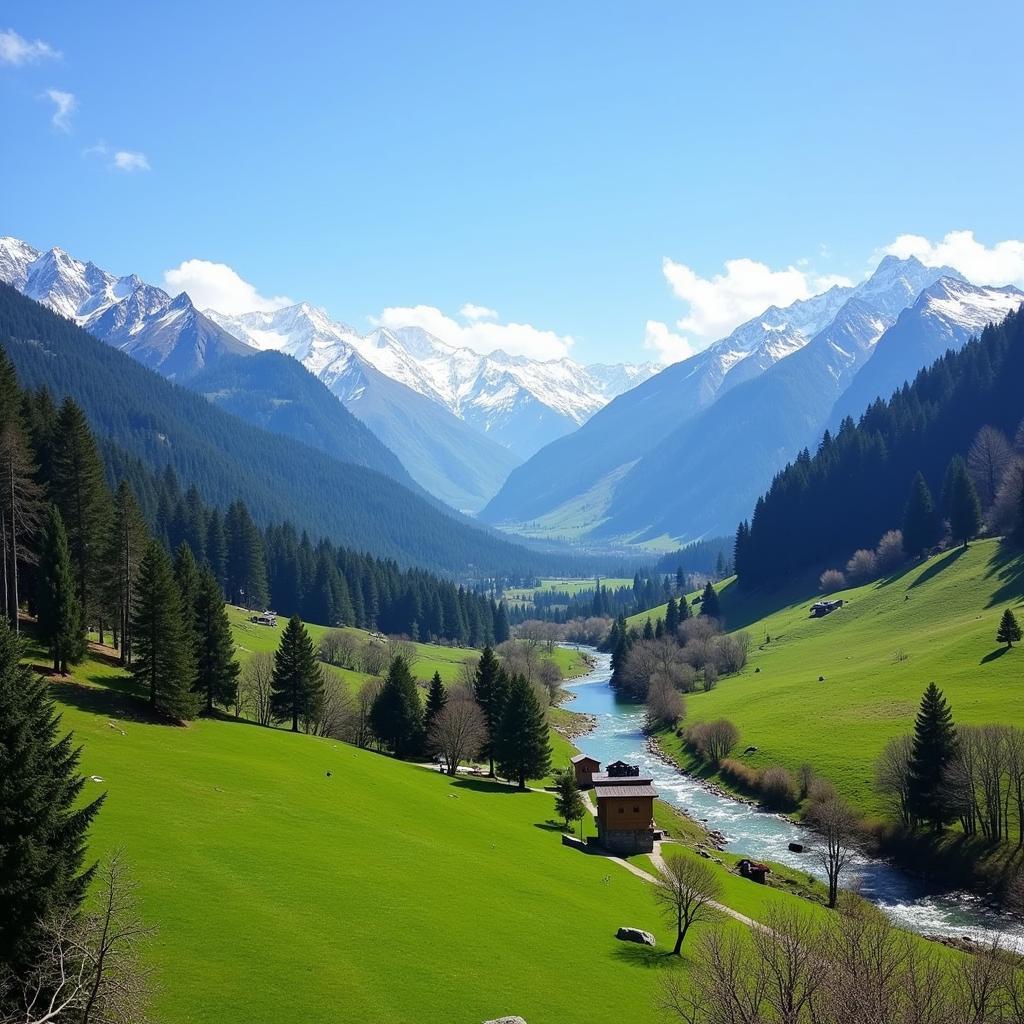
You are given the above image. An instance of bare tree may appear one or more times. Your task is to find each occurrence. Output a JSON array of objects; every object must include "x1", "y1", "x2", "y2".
[
  {"x1": 317, "y1": 629, "x2": 358, "y2": 670},
  {"x1": 654, "y1": 852, "x2": 722, "y2": 955},
  {"x1": 988, "y1": 456, "x2": 1024, "y2": 536},
  {"x1": 303, "y1": 675, "x2": 354, "y2": 739},
  {"x1": 515, "y1": 620, "x2": 560, "y2": 653},
  {"x1": 687, "y1": 719, "x2": 739, "y2": 766},
  {"x1": 536, "y1": 658, "x2": 563, "y2": 705},
  {"x1": 846, "y1": 548, "x2": 879, "y2": 583},
  {"x1": 875, "y1": 734, "x2": 914, "y2": 824},
  {"x1": 353, "y1": 677, "x2": 384, "y2": 749},
  {"x1": 969, "y1": 425, "x2": 1014, "y2": 508},
  {"x1": 496, "y1": 639, "x2": 540, "y2": 684},
  {"x1": 1, "y1": 853, "x2": 154, "y2": 1024},
  {"x1": 428, "y1": 695, "x2": 486, "y2": 775},
  {"x1": 358, "y1": 641, "x2": 389, "y2": 677},
  {"x1": 875, "y1": 529, "x2": 905, "y2": 573},
  {"x1": 646, "y1": 676, "x2": 685, "y2": 731},
  {"x1": 388, "y1": 638, "x2": 417, "y2": 669},
  {"x1": 238, "y1": 652, "x2": 274, "y2": 726},
  {"x1": 807, "y1": 797, "x2": 857, "y2": 908},
  {"x1": 713, "y1": 633, "x2": 750, "y2": 675}
]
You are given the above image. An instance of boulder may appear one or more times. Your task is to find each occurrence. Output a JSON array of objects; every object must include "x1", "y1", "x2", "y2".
[
  {"x1": 616, "y1": 927, "x2": 656, "y2": 946},
  {"x1": 788, "y1": 842, "x2": 804, "y2": 853},
  {"x1": 483, "y1": 1018, "x2": 528, "y2": 1024}
]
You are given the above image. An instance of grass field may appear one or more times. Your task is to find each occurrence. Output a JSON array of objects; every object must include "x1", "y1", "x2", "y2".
[
  {"x1": 29, "y1": 637, "x2": 772, "y2": 1024},
  {"x1": 635, "y1": 539, "x2": 1024, "y2": 819}
]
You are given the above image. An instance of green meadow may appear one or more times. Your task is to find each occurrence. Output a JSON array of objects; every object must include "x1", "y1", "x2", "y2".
[{"x1": 635, "y1": 539, "x2": 1024, "y2": 819}]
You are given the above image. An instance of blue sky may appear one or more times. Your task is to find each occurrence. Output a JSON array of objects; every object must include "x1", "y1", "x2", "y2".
[{"x1": 2, "y1": 1, "x2": 1023, "y2": 364}]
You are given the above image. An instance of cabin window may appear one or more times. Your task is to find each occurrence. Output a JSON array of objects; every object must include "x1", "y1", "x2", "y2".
[
  {"x1": 617, "y1": 806, "x2": 624, "y2": 814},
  {"x1": 633, "y1": 806, "x2": 639, "y2": 813}
]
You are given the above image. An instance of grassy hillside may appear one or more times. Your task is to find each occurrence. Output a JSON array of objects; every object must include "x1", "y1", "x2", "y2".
[
  {"x1": 644, "y1": 539, "x2": 1024, "y2": 818},
  {"x1": 29, "y1": 639, "x2": 802, "y2": 1024}
]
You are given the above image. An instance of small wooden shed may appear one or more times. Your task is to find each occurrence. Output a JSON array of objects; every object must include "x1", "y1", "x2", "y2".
[
  {"x1": 570, "y1": 753, "x2": 600, "y2": 788},
  {"x1": 594, "y1": 782, "x2": 658, "y2": 854}
]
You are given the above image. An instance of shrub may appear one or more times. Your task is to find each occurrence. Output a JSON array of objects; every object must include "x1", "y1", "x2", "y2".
[
  {"x1": 819, "y1": 569, "x2": 846, "y2": 594},
  {"x1": 719, "y1": 757, "x2": 759, "y2": 791},
  {"x1": 714, "y1": 632, "x2": 750, "y2": 674},
  {"x1": 875, "y1": 529, "x2": 905, "y2": 573},
  {"x1": 797, "y1": 762, "x2": 814, "y2": 799},
  {"x1": 845, "y1": 548, "x2": 878, "y2": 583},
  {"x1": 702, "y1": 662, "x2": 718, "y2": 692},
  {"x1": 807, "y1": 776, "x2": 837, "y2": 806},
  {"x1": 759, "y1": 766, "x2": 797, "y2": 810},
  {"x1": 646, "y1": 676, "x2": 686, "y2": 731},
  {"x1": 686, "y1": 718, "x2": 739, "y2": 766}
]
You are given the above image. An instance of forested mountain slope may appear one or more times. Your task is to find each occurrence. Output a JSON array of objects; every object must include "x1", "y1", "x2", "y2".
[
  {"x1": 0, "y1": 284, "x2": 567, "y2": 575},
  {"x1": 737, "y1": 306, "x2": 1024, "y2": 584}
]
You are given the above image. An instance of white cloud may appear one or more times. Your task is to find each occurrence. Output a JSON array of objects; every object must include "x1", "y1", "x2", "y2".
[
  {"x1": 656, "y1": 254, "x2": 854, "y2": 355},
  {"x1": 643, "y1": 320, "x2": 697, "y2": 365},
  {"x1": 112, "y1": 150, "x2": 150, "y2": 172},
  {"x1": 0, "y1": 28, "x2": 60, "y2": 65},
  {"x1": 44, "y1": 88, "x2": 76, "y2": 131},
  {"x1": 373, "y1": 304, "x2": 574, "y2": 361},
  {"x1": 882, "y1": 230, "x2": 1024, "y2": 288},
  {"x1": 163, "y1": 259, "x2": 293, "y2": 315},
  {"x1": 459, "y1": 303, "x2": 498, "y2": 322}
]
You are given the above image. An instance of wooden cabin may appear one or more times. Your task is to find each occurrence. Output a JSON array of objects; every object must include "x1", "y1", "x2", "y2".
[
  {"x1": 594, "y1": 779, "x2": 658, "y2": 854},
  {"x1": 570, "y1": 753, "x2": 601, "y2": 788}
]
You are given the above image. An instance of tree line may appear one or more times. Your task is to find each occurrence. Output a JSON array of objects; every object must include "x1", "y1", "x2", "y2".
[{"x1": 735, "y1": 306, "x2": 1024, "y2": 586}]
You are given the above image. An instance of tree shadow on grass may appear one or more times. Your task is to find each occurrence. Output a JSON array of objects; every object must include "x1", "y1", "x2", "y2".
[
  {"x1": 983, "y1": 542, "x2": 1024, "y2": 608},
  {"x1": 611, "y1": 944, "x2": 678, "y2": 969},
  {"x1": 47, "y1": 677, "x2": 165, "y2": 725},
  {"x1": 981, "y1": 647, "x2": 1011, "y2": 665},
  {"x1": 909, "y1": 546, "x2": 966, "y2": 589},
  {"x1": 451, "y1": 777, "x2": 525, "y2": 796},
  {"x1": 533, "y1": 820, "x2": 570, "y2": 833}
]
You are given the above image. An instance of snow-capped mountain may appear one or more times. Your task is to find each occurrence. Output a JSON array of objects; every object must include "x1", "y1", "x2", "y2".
[
  {"x1": 0, "y1": 237, "x2": 250, "y2": 377},
  {"x1": 830, "y1": 276, "x2": 1024, "y2": 428},
  {"x1": 208, "y1": 304, "x2": 658, "y2": 460}
]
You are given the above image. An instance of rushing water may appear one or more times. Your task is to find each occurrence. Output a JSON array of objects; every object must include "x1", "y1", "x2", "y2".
[{"x1": 564, "y1": 646, "x2": 1024, "y2": 949}]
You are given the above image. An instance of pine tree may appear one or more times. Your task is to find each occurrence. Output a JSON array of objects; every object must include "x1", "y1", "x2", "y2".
[
  {"x1": 174, "y1": 542, "x2": 201, "y2": 626},
  {"x1": 678, "y1": 590, "x2": 691, "y2": 621},
  {"x1": 49, "y1": 398, "x2": 111, "y2": 626},
  {"x1": 643, "y1": 617, "x2": 654, "y2": 640},
  {"x1": 907, "y1": 682, "x2": 958, "y2": 830},
  {"x1": 700, "y1": 581, "x2": 721, "y2": 620},
  {"x1": 902, "y1": 472, "x2": 940, "y2": 558},
  {"x1": 193, "y1": 565, "x2": 240, "y2": 712},
  {"x1": 665, "y1": 596, "x2": 680, "y2": 636},
  {"x1": 947, "y1": 456, "x2": 982, "y2": 548},
  {"x1": 676, "y1": 566, "x2": 685, "y2": 594},
  {"x1": 205, "y1": 508, "x2": 228, "y2": 592},
  {"x1": 0, "y1": 421, "x2": 44, "y2": 632},
  {"x1": 494, "y1": 673, "x2": 551, "y2": 790},
  {"x1": 369, "y1": 655, "x2": 424, "y2": 757},
  {"x1": 473, "y1": 646, "x2": 509, "y2": 776},
  {"x1": 424, "y1": 670, "x2": 447, "y2": 735},
  {"x1": 997, "y1": 609, "x2": 1022, "y2": 649},
  {"x1": 36, "y1": 505, "x2": 85, "y2": 674},
  {"x1": 270, "y1": 614, "x2": 324, "y2": 732},
  {"x1": 553, "y1": 765, "x2": 586, "y2": 830},
  {"x1": 0, "y1": 621, "x2": 104, "y2": 976},
  {"x1": 131, "y1": 540, "x2": 199, "y2": 721},
  {"x1": 105, "y1": 480, "x2": 148, "y2": 665}
]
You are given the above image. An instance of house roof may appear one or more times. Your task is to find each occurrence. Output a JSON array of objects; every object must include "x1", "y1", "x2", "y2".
[
  {"x1": 592, "y1": 772, "x2": 654, "y2": 785},
  {"x1": 594, "y1": 785, "x2": 658, "y2": 800},
  {"x1": 570, "y1": 754, "x2": 600, "y2": 765}
]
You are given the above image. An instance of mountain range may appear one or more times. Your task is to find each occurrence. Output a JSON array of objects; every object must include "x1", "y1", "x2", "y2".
[
  {"x1": 483, "y1": 256, "x2": 1023, "y2": 544},
  {"x1": 0, "y1": 237, "x2": 654, "y2": 512}
]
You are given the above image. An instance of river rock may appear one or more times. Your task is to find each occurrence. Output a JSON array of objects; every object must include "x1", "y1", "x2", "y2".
[
  {"x1": 788, "y1": 842, "x2": 804, "y2": 853},
  {"x1": 616, "y1": 927, "x2": 655, "y2": 946}
]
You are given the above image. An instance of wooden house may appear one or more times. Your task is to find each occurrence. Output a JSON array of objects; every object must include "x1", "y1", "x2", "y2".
[
  {"x1": 570, "y1": 753, "x2": 601, "y2": 788},
  {"x1": 592, "y1": 761, "x2": 658, "y2": 854}
]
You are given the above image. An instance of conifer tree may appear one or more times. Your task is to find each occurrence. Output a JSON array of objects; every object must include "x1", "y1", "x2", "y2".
[
  {"x1": 270, "y1": 614, "x2": 324, "y2": 732},
  {"x1": 131, "y1": 540, "x2": 199, "y2": 721},
  {"x1": 424, "y1": 670, "x2": 447, "y2": 735},
  {"x1": 493, "y1": 598, "x2": 509, "y2": 643},
  {"x1": 678, "y1": 591, "x2": 691, "y2": 622},
  {"x1": 997, "y1": 608, "x2": 1022, "y2": 649},
  {"x1": 473, "y1": 646, "x2": 508, "y2": 776},
  {"x1": 0, "y1": 420, "x2": 44, "y2": 631},
  {"x1": 700, "y1": 581, "x2": 721, "y2": 620},
  {"x1": 676, "y1": 566, "x2": 685, "y2": 594},
  {"x1": 902, "y1": 471, "x2": 940, "y2": 558},
  {"x1": 643, "y1": 617, "x2": 654, "y2": 640},
  {"x1": 174, "y1": 542, "x2": 201, "y2": 627},
  {"x1": 193, "y1": 565, "x2": 240, "y2": 712},
  {"x1": 553, "y1": 765, "x2": 586, "y2": 830},
  {"x1": 36, "y1": 505, "x2": 85, "y2": 675},
  {"x1": 49, "y1": 398, "x2": 111, "y2": 626},
  {"x1": 369, "y1": 655, "x2": 424, "y2": 757},
  {"x1": 947, "y1": 456, "x2": 982, "y2": 548},
  {"x1": 105, "y1": 480, "x2": 148, "y2": 665},
  {"x1": 494, "y1": 673, "x2": 551, "y2": 790},
  {"x1": 205, "y1": 508, "x2": 228, "y2": 592},
  {"x1": 665, "y1": 596, "x2": 680, "y2": 636},
  {"x1": 0, "y1": 621, "x2": 104, "y2": 976},
  {"x1": 907, "y1": 682, "x2": 958, "y2": 830}
]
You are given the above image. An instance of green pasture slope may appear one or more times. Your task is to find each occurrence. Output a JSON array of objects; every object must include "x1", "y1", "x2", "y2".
[
  {"x1": 35, "y1": 642, "x2": 742, "y2": 1024},
  {"x1": 638, "y1": 539, "x2": 1024, "y2": 818}
]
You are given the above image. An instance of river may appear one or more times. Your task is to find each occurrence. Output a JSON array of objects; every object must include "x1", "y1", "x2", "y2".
[{"x1": 563, "y1": 646, "x2": 1024, "y2": 949}]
